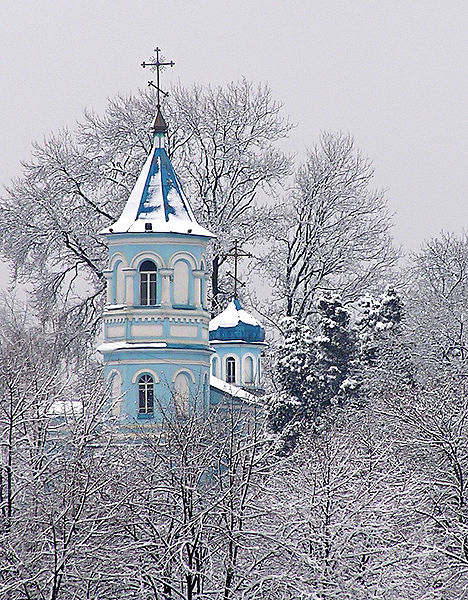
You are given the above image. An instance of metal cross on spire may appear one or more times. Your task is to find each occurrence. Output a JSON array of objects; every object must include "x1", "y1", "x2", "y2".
[
  {"x1": 225, "y1": 240, "x2": 253, "y2": 299},
  {"x1": 141, "y1": 47, "x2": 175, "y2": 135},
  {"x1": 141, "y1": 46, "x2": 175, "y2": 108}
]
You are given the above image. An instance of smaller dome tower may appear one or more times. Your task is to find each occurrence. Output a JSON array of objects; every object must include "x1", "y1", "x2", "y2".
[{"x1": 209, "y1": 299, "x2": 266, "y2": 392}]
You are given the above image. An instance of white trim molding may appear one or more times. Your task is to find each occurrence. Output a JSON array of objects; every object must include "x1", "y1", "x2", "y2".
[
  {"x1": 171, "y1": 368, "x2": 196, "y2": 384},
  {"x1": 131, "y1": 368, "x2": 161, "y2": 384}
]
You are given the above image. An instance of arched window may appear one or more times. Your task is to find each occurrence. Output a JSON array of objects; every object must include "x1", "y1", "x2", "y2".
[
  {"x1": 226, "y1": 357, "x2": 236, "y2": 384},
  {"x1": 212, "y1": 356, "x2": 219, "y2": 378},
  {"x1": 139, "y1": 260, "x2": 157, "y2": 305},
  {"x1": 244, "y1": 356, "x2": 254, "y2": 384},
  {"x1": 174, "y1": 372, "x2": 190, "y2": 418},
  {"x1": 138, "y1": 374, "x2": 154, "y2": 414}
]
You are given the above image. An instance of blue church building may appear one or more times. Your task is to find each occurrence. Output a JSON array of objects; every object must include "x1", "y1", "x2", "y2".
[{"x1": 98, "y1": 105, "x2": 265, "y2": 424}]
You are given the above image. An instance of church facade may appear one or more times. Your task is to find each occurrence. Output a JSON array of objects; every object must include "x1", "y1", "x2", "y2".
[{"x1": 98, "y1": 108, "x2": 265, "y2": 424}]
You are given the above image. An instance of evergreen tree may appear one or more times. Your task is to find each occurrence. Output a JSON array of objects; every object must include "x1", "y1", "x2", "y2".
[
  {"x1": 355, "y1": 285, "x2": 404, "y2": 365},
  {"x1": 268, "y1": 294, "x2": 357, "y2": 452}
]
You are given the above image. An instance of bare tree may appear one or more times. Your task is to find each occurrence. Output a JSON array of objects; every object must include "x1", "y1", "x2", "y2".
[
  {"x1": 96, "y1": 398, "x2": 275, "y2": 600},
  {"x1": 0, "y1": 298, "x2": 115, "y2": 599},
  {"x1": 255, "y1": 404, "x2": 420, "y2": 600},
  {"x1": 0, "y1": 129, "x2": 112, "y2": 346},
  {"x1": 0, "y1": 300, "x2": 63, "y2": 530},
  {"x1": 407, "y1": 231, "x2": 468, "y2": 370},
  {"x1": 0, "y1": 297, "x2": 277, "y2": 599},
  {"x1": 1, "y1": 278, "x2": 467, "y2": 598},
  {"x1": 0, "y1": 81, "x2": 291, "y2": 335},
  {"x1": 260, "y1": 132, "x2": 398, "y2": 320},
  {"x1": 166, "y1": 80, "x2": 292, "y2": 311},
  {"x1": 357, "y1": 235, "x2": 468, "y2": 597},
  {"x1": 363, "y1": 351, "x2": 468, "y2": 599}
]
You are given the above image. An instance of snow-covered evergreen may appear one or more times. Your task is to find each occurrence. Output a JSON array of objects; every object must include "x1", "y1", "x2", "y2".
[
  {"x1": 356, "y1": 285, "x2": 404, "y2": 364},
  {"x1": 269, "y1": 295, "x2": 357, "y2": 452}
]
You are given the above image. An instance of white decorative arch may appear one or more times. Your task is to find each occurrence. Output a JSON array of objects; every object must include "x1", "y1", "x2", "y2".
[
  {"x1": 106, "y1": 369, "x2": 123, "y2": 418},
  {"x1": 168, "y1": 251, "x2": 197, "y2": 270},
  {"x1": 171, "y1": 368, "x2": 196, "y2": 384},
  {"x1": 113, "y1": 260, "x2": 126, "y2": 304},
  {"x1": 172, "y1": 260, "x2": 190, "y2": 305},
  {"x1": 109, "y1": 252, "x2": 129, "y2": 270},
  {"x1": 106, "y1": 369, "x2": 122, "y2": 386},
  {"x1": 242, "y1": 353, "x2": 256, "y2": 384},
  {"x1": 211, "y1": 355, "x2": 220, "y2": 378},
  {"x1": 131, "y1": 368, "x2": 160, "y2": 384},
  {"x1": 174, "y1": 372, "x2": 190, "y2": 418},
  {"x1": 130, "y1": 251, "x2": 165, "y2": 270}
]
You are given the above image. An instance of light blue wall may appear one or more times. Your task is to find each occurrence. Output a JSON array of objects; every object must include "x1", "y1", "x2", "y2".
[
  {"x1": 101, "y1": 231, "x2": 212, "y2": 423},
  {"x1": 210, "y1": 342, "x2": 264, "y2": 389},
  {"x1": 103, "y1": 347, "x2": 211, "y2": 423},
  {"x1": 108, "y1": 233, "x2": 207, "y2": 268}
]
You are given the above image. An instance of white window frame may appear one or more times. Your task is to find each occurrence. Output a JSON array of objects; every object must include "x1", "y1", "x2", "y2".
[
  {"x1": 138, "y1": 374, "x2": 154, "y2": 414},
  {"x1": 226, "y1": 356, "x2": 236, "y2": 384},
  {"x1": 139, "y1": 260, "x2": 157, "y2": 306}
]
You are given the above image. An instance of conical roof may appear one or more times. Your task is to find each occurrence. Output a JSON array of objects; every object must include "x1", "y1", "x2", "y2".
[
  {"x1": 100, "y1": 137, "x2": 214, "y2": 237},
  {"x1": 152, "y1": 107, "x2": 168, "y2": 134},
  {"x1": 209, "y1": 299, "x2": 265, "y2": 343}
]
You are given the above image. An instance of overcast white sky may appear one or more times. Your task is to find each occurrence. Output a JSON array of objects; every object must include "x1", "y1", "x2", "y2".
[{"x1": 0, "y1": 0, "x2": 466, "y2": 285}]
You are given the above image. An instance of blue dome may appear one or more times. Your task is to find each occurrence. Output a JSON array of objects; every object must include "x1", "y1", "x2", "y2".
[{"x1": 209, "y1": 299, "x2": 265, "y2": 343}]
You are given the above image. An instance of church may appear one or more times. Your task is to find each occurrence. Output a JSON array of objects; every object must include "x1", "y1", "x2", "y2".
[{"x1": 97, "y1": 68, "x2": 266, "y2": 425}]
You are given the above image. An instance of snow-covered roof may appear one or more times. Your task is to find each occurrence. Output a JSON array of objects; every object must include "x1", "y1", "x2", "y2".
[
  {"x1": 209, "y1": 299, "x2": 265, "y2": 343},
  {"x1": 210, "y1": 375, "x2": 256, "y2": 401},
  {"x1": 97, "y1": 341, "x2": 167, "y2": 353},
  {"x1": 100, "y1": 136, "x2": 214, "y2": 238}
]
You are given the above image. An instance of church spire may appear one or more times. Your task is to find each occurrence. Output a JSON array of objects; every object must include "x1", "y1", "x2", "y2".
[
  {"x1": 100, "y1": 47, "x2": 213, "y2": 238},
  {"x1": 142, "y1": 46, "x2": 174, "y2": 136}
]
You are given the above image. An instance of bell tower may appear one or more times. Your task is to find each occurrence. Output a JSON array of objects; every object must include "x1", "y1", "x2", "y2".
[{"x1": 98, "y1": 49, "x2": 214, "y2": 424}]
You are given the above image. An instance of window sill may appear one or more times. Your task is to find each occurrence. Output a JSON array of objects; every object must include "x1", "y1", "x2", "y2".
[
  {"x1": 137, "y1": 412, "x2": 154, "y2": 420},
  {"x1": 137, "y1": 304, "x2": 162, "y2": 309},
  {"x1": 173, "y1": 304, "x2": 196, "y2": 310}
]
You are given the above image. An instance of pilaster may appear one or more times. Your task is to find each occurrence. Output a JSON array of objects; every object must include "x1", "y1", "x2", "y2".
[
  {"x1": 159, "y1": 268, "x2": 174, "y2": 308},
  {"x1": 192, "y1": 269, "x2": 204, "y2": 308},
  {"x1": 103, "y1": 269, "x2": 113, "y2": 304}
]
